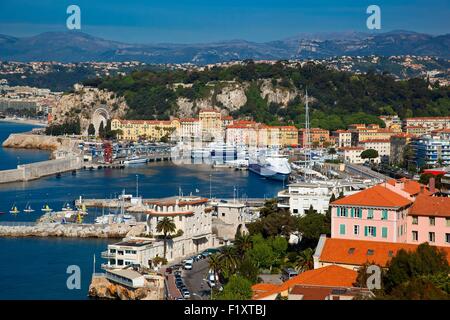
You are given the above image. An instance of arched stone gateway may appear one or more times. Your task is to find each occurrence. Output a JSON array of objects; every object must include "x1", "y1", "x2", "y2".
[{"x1": 91, "y1": 107, "x2": 110, "y2": 136}]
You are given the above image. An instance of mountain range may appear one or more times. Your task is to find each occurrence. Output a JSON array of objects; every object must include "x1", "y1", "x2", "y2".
[{"x1": 0, "y1": 30, "x2": 449, "y2": 64}]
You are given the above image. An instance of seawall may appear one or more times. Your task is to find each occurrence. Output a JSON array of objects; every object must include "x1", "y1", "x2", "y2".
[{"x1": 0, "y1": 156, "x2": 83, "y2": 184}]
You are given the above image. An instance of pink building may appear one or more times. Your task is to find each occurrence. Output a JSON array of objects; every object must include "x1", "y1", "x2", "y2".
[
  {"x1": 407, "y1": 195, "x2": 450, "y2": 246},
  {"x1": 331, "y1": 185, "x2": 412, "y2": 243}
]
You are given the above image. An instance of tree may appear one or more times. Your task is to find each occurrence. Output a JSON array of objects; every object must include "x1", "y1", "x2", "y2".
[
  {"x1": 218, "y1": 246, "x2": 239, "y2": 279},
  {"x1": 328, "y1": 147, "x2": 337, "y2": 160},
  {"x1": 361, "y1": 149, "x2": 379, "y2": 162},
  {"x1": 98, "y1": 121, "x2": 105, "y2": 139},
  {"x1": 248, "y1": 241, "x2": 275, "y2": 270},
  {"x1": 234, "y1": 233, "x2": 253, "y2": 258},
  {"x1": 88, "y1": 123, "x2": 95, "y2": 136},
  {"x1": 238, "y1": 255, "x2": 259, "y2": 283},
  {"x1": 297, "y1": 212, "x2": 331, "y2": 248},
  {"x1": 208, "y1": 253, "x2": 223, "y2": 282},
  {"x1": 383, "y1": 243, "x2": 450, "y2": 297},
  {"x1": 156, "y1": 217, "x2": 176, "y2": 259},
  {"x1": 305, "y1": 205, "x2": 316, "y2": 215},
  {"x1": 247, "y1": 209, "x2": 298, "y2": 238},
  {"x1": 215, "y1": 275, "x2": 253, "y2": 300},
  {"x1": 271, "y1": 236, "x2": 288, "y2": 259},
  {"x1": 295, "y1": 248, "x2": 315, "y2": 272}
]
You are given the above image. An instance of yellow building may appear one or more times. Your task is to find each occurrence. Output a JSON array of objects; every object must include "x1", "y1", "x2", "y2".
[
  {"x1": 111, "y1": 119, "x2": 180, "y2": 141},
  {"x1": 199, "y1": 109, "x2": 223, "y2": 139}
]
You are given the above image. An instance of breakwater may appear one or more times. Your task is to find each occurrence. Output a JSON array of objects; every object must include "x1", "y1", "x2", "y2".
[
  {"x1": 0, "y1": 221, "x2": 133, "y2": 238},
  {"x1": 0, "y1": 156, "x2": 83, "y2": 184}
]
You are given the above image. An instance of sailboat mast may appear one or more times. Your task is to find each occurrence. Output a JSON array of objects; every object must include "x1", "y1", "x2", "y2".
[{"x1": 304, "y1": 89, "x2": 311, "y2": 180}]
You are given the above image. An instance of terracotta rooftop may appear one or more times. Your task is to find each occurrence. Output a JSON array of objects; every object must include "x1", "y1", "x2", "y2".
[
  {"x1": 317, "y1": 237, "x2": 450, "y2": 268},
  {"x1": 252, "y1": 265, "x2": 357, "y2": 300},
  {"x1": 386, "y1": 179, "x2": 431, "y2": 196},
  {"x1": 409, "y1": 194, "x2": 450, "y2": 218},
  {"x1": 331, "y1": 185, "x2": 412, "y2": 208}
]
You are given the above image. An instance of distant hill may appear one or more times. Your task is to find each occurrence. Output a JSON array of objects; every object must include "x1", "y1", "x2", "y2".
[{"x1": 0, "y1": 30, "x2": 449, "y2": 64}]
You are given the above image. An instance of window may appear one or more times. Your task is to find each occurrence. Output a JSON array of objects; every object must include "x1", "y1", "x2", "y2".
[
  {"x1": 446, "y1": 234, "x2": 450, "y2": 244},
  {"x1": 365, "y1": 226, "x2": 376, "y2": 237},
  {"x1": 354, "y1": 225, "x2": 360, "y2": 235},
  {"x1": 382, "y1": 227, "x2": 388, "y2": 238},
  {"x1": 367, "y1": 249, "x2": 374, "y2": 256},
  {"x1": 446, "y1": 218, "x2": 450, "y2": 227},
  {"x1": 429, "y1": 232, "x2": 435, "y2": 243},
  {"x1": 381, "y1": 210, "x2": 388, "y2": 220},
  {"x1": 293, "y1": 209, "x2": 298, "y2": 214},
  {"x1": 339, "y1": 224, "x2": 346, "y2": 235},
  {"x1": 367, "y1": 209, "x2": 374, "y2": 220},
  {"x1": 412, "y1": 216, "x2": 418, "y2": 225},
  {"x1": 429, "y1": 217, "x2": 435, "y2": 226}
]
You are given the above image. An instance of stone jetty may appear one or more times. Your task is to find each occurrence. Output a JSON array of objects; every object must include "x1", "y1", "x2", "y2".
[{"x1": 0, "y1": 222, "x2": 133, "y2": 238}]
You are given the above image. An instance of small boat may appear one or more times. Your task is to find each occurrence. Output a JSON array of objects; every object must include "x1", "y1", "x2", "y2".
[
  {"x1": 9, "y1": 205, "x2": 20, "y2": 214},
  {"x1": 61, "y1": 202, "x2": 72, "y2": 211},
  {"x1": 41, "y1": 204, "x2": 53, "y2": 213},
  {"x1": 77, "y1": 203, "x2": 88, "y2": 215},
  {"x1": 95, "y1": 214, "x2": 116, "y2": 224},
  {"x1": 124, "y1": 155, "x2": 148, "y2": 165},
  {"x1": 23, "y1": 203, "x2": 35, "y2": 213}
]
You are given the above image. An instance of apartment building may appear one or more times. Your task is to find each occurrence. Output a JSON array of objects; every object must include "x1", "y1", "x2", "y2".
[
  {"x1": 406, "y1": 126, "x2": 429, "y2": 136},
  {"x1": 349, "y1": 124, "x2": 396, "y2": 145},
  {"x1": 407, "y1": 195, "x2": 450, "y2": 246},
  {"x1": 360, "y1": 139, "x2": 391, "y2": 163},
  {"x1": 199, "y1": 109, "x2": 223, "y2": 140},
  {"x1": 298, "y1": 128, "x2": 330, "y2": 148},
  {"x1": 330, "y1": 185, "x2": 412, "y2": 243},
  {"x1": 339, "y1": 146, "x2": 365, "y2": 164},
  {"x1": 332, "y1": 130, "x2": 352, "y2": 148},
  {"x1": 179, "y1": 118, "x2": 201, "y2": 139},
  {"x1": 410, "y1": 135, "x2": 450, "y2": 167},
  {"x1": 404, "y1": 116, "x2": 450, "y2": 133},
  {"x1": 111, "y1": 119, "x2": 180, "y2": 141}
]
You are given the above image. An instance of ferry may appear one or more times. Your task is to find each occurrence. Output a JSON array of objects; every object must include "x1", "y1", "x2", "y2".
[{"x1": 249, "y1": 154, "x2": 292, "y2": 181}]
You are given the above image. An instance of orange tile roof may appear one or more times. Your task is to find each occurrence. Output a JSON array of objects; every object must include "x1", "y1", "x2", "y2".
[
  {"x1": 331, "y1": 185, "x2": 412, "y2": 208},
  {"x1": 252, "y1": 265, "x2": 357, "y2": 300},
  {"x1": 409, "y1": 194, "x2": 450, "y2": 218},
  {"x1": 387, "y1": 179, "x2": 431, "y2": 196},
  {"x1": 318, "y1": 238, "x2": 450, "y2": 267}
]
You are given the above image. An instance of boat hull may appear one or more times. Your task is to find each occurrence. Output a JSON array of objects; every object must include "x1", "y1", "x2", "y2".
[{"x1": 248, "y1": 164, "x2": 290, "y2": 181}]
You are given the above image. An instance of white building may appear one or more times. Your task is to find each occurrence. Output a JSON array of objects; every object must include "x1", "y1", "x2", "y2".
[
  {"x1": 102, "y1": 196, "x2": 218, "y2": 268},
  {"x1": 277, "y1": 181, "x2": 370, "y2": 215},
  {"x1": 339, "y1": 147, "x2": 365, "y2": 164},
  {"x1": 105, "y1": 268, "x2": 146, "y2": 288},
  {"x1": 332, "y1": 130, "x2": 352, "y2": 148},
  {"x1": 360, "y1": 139, "x2": 391, "y2": 163},
  {"x1": 179, "y1": 118, "x2": 201, "y2": 139}
]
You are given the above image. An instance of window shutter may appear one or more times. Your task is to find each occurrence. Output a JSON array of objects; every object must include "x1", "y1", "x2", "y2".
[
  {"x1": 350, "y1": 208, "x2": 354, "y2": 218},
  {"x1": 382, "y1": 227, "x2": 387, "y2": 238},
  {"x1": 364, "y1": 226, "x2": 368, "y2": 237},
  {"x1": 373, "y1": 227, "x2": 377, "y2": 237}
]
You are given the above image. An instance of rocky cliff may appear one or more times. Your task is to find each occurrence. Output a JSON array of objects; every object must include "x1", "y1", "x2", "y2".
[{"x1": 52, "y1": 85, "x2": 127, "y2": 132}]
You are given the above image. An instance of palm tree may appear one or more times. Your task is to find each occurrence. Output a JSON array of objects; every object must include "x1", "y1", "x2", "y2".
[
  {"x1": 208, "y1": 253, "x2": 223, "y2": 280},
  {"x1": 234, "y1": 234, "x2": 252, "y2": 257},
  {"x1": 295, "y1": 248, "x2": 314, "y2": 272},
  {"x1": 219, "y1": 246, "x2": 239, "y2": 277},
  {"x1": 156, "y1": 217, "x2": 176, "y2": 259}
]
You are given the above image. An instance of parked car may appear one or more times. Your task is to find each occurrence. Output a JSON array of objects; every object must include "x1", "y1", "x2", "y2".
[
  {"x1": 184, "y1": 259, "x2": 194, "y2": 270},
  {"x1": 181, "y1": 288, "x2": 191, "y2": 299},
  {"x1": 281, "y1": 268, "x2": 298, "y2": 281},
  {"x1": 165, "y1": 267, "x2": 173, "y2": 274}
]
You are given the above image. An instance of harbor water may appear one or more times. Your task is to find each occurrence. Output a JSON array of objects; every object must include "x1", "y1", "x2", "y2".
[{"x1": 0, "y1": 122, "x2": 284, "y2": 299}]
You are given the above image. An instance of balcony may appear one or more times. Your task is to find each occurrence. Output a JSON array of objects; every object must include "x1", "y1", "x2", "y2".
[{"x1": 101, "y1": 251, "x2": 116, "y2": 259}]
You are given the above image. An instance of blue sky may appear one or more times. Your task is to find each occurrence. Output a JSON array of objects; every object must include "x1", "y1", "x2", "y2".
[{"x1": 0, "y1": 0, "x2": 448, "y2": 43}]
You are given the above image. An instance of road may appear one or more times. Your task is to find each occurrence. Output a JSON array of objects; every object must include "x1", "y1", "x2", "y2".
[{"x1": 182, "y1": 258, "x2": 211, "y2": 300}]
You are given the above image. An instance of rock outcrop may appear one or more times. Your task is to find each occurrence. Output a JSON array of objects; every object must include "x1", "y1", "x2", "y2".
[
  {"x1": 88, "y1": 275, "x2": 164, "y2": 300},
  {"x1": 2, "y1": 134, "x2": 75, "y2": 152},
  {"x1": 51, "y1": 86, "x2": 127, "y2": 132}
]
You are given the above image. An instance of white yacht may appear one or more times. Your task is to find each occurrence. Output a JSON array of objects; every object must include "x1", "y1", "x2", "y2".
[{"x1": 249, "y1": 154, "x2": 292, "y2": 181}]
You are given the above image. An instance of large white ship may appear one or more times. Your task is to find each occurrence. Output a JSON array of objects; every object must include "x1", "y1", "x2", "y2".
[{"x1": 249, "y1": 154, "x2": 292, "y2": 181}]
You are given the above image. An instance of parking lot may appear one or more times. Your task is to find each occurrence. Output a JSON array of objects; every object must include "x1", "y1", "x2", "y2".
[{"x1": 166, "y1": 250, "x2": 219, "y2": 300}]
